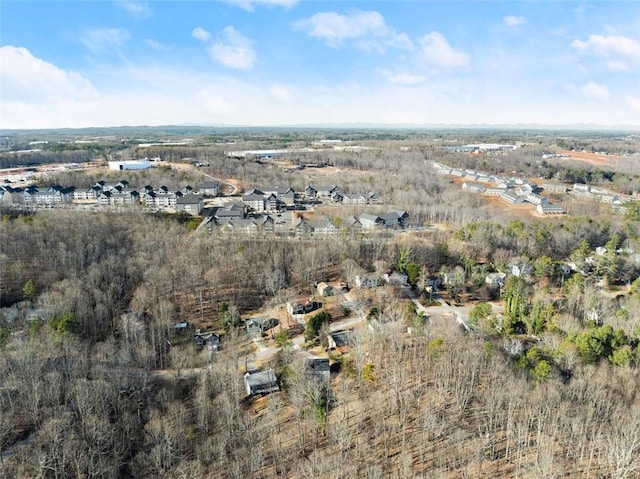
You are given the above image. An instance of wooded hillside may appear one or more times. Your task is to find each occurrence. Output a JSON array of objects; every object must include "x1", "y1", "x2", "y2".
[{"x1": 1, "y1": 128, "x2": 640, "y2": 478}]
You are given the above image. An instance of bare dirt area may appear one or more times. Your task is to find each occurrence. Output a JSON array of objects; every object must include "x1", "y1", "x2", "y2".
[
  {"x1": 558, "y1": 149, "x2": 624, "y2": 168},
  {"x1": 481, "y1": 196, "x2": 540, "y2": 219}
]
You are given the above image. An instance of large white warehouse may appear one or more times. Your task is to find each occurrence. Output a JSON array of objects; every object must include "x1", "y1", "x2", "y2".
[{"x1": 108, "y1": 160, "x2": 152, "y2": 171}]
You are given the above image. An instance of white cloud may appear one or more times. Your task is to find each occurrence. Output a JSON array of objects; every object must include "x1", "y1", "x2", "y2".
[
  {"x1": 81, "y1": 28, "x2": 130, "y2": 55},
  {"x1": 384, "y1": 72, "x2": 427, "y2": 86},
  {"x1": 225, "y1": 0, "x2": 297, "y2": 12},
  {"x1": 0, "y1": 46, "x2": 100, "y2": 128},
  {"x1": 581, "y1": 81, "x2": 610, "y2": 101},
  {"x1": 225, "y1": 0, "x2": 298, "y2": 12},
  {"x1": 269, "y1": 84, "x2": 293, "y2": 102},
  {"x1": 3, "y1": 46, "x2": 639, "y2": 129},
  {"x1": 192, "y1": 27, "x2": 211, "y2": 43},
  {"x1": 571, "y1": 34, "x2": 640, "y2": 70},
  {"x1": 145, "y1": 39, "x2": 170, "y2": 51},
  {"x1": 207, "y1": 26, "x2": 255, "y2": 69},
  {"x1": 115, "y1": 1, "x2": 151, "y2": 17},
  {"x1": 0, "y1": 46, "x2": 97, "y2": 101},
  {"x1": 386, "y1": 32, "x2": 414, "y2": 51},
  {"x1": 504, "y1": 16, "x2": 527, "y2": 27},
  {"x1": 295, "y1": 10, "x2": 401, "y2": 49},
  {"x1": 419, "y1": 32, "x2": 469, "y2": 69},
  {"x1": 628, "y1": 95, "x2": 640, "y2": 111}
]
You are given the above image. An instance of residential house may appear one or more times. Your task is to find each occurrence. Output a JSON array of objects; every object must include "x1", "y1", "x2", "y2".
[
  {"x1": 287, "y1": 301, "x2": 322, "y2": 315},
  {"x1": 110, "y1": 190, "x2": 140, "y2": 206},
  {"x1": 306, "y1": 357, "x2": 330, "y2": 382},
  {"x1": 244, "y1": 369, "x2": 279, "y2": 396},
  {"x1": 199, "y1": 181, "x2": 220, "y2": 197},
  {"x1": 73, "y1": 186, "x2": 102, "y2": 200},
  {"x1": 343, "y1": 193, "x2": 368, "y2": 205},
  {"x1": 98, "y1": 191, "x2": 112, "y2": 206},
  {"x1": 214, "y1": 202, "x2": 245, "y2": 220},
  {"x1": 384, "y1": 271, "x2": 409, "y2": 286},
  {"x1": 327, "y1": 330, "x2": 354, "y2": 351},
  {"x1": 264, "y1": 186, "x2": 295, "y2": 206},
  {"x1": 359, "y1": 213, "x2": 383, "y2": 229},
  {"x1": 176, "y1": 194, "x2": 203, "y2": 215},
  {"x1": 294, "y1": 216, "x2": 310, "y2": 236},
  {"x1": 153, "y1": 192, "x2": 178, "y2": 209},
  {"x1": 316, "y1": 185, "x2": 340, "y2": 199},
  {"x1": 462, "y1": 182, "x2": 486, "y2": 193},
  {"x1": 245, "y1": 316, "x2": 273, "y2": 335},
  {"x1": 193, "y1": 330, "x2": 220, "y2": 350},
  {"x1": 355, "y1": 274, "x2": 380, "y2": 288},
  {"x1": 312, "y1": 218, "x2": 340, "y2": 235},
  {"x1": 485, "y1": 272, "x2": 507, "y2": 287},
  {"x1": 219, "y1": 218, "x2": 259, "y2": 235},
  {"x1": 331, "y1": 191, "x2": 344, "y2": 203},
  {"x1": 542, "y1": 182, "x2": 567, "y2": 193},
  {"x1": 379, "y1": 210, "x2": 409, "y2": 228},
  {"x1": 537, "y1": 203, "x2": 566, "y2": 215},
  {"x1": 25, "y1": 186, "x2": 73, "y2": 208},
  {"x1": 263, "y1": 193, "x2": 278, "y2": 212},
  {"x1": 262, "y1": 215, "x2": 276, "y2": 232},
  {"x1": 141, "y1": 191, "x2": 156, "y2": 207},
  {"x1": 511, "y1": 263, "x2": 534, "y2": 277},
  {"x1": 304, "y1": 185, "x2": 317, "y2": 198},
  {"x1": 499, "y1": 191, "x2": 524, "y2": 205},
  {"x1": 524, "y1": 193, "x2": 548, "y2": 205},
  {"x1": 243, "y1": 189, "x2": 266, "y2": 212},
  {"x1": 365, "y1": 192, "x2": 379, "y2": 204},
  {"x1": 317, "y1": 282, "x2": 334, "y2": 296}
]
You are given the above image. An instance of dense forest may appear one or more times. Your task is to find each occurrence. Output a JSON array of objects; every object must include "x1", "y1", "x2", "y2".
[{"x1": 1, "y1": 128, "x2": 640, "y2": 478}]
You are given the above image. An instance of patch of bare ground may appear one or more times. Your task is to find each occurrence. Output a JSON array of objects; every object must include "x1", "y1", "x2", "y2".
[
  {"x1": 482, "y1": 195, "x2": 541, "y2": 219},
  {"x1": 558, "y1": 149, "x2": 624, "y2": 167}
]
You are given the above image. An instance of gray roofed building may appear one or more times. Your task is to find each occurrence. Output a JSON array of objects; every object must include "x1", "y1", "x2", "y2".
[
  {"x1": 342, "y1": 193, "x2": 366, "y2": 205},
  {"x1": 176, "y1": 194, "x2": 203, "y2": 215},
  {"x1": 243, "y1": 189, "x2": 266, "y2": 211},
  {"x1": 306, "y1": 357, "x2": 330, "y2": 381},
  {"x1": 315, "y1": 185, "x2": 340, "y2": 198},
  {"x1": 327, "y1": 330, "x2": 355, "y2": 351},
  {"x1": 311, "y1": 217, "x2": 339, "y2": 235},
  {"x1": 264, "y1": 185, "x2": 296, "y2": 205},
  {"x1": 379, "y1": 210, "x2": 409, "y2": 228},
  {"x1": 193, "y1": 330, "x2": 220, "y2": 350},
  {"x1": 245, "y1": 316, "x2": 273, "y2": 335},
  {"x1": 244, "y1": 369, "x2": 279, "y2": 396},
  {"x1": 359, "y1": 213, "x2": 383, "y2": 229},
  {"x1": 214, "y1": 202, "x2": 245, "y2": 219},
  {"x1": 199, "y1": 181, "x2": 220, "y2": 197}
]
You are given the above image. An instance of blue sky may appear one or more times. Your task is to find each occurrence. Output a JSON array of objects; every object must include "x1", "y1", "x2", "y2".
[{"x1": 1, "y1": 0, "x2": 640, "y2": 129}]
